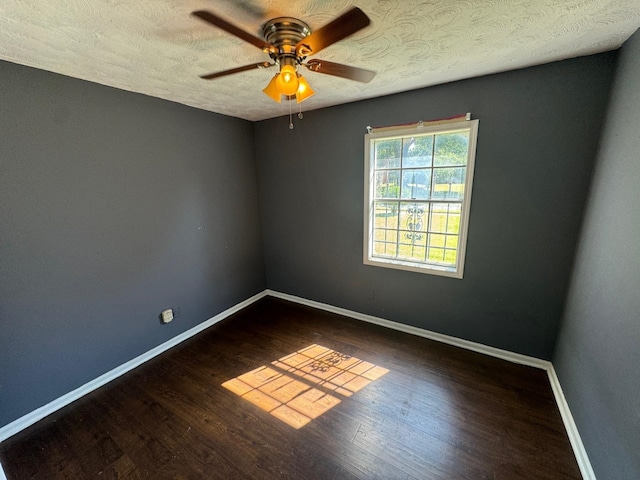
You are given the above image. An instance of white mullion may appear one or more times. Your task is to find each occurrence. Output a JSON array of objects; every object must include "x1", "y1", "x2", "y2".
[
  {"x1": 394, "y1": 201, "x2": 402, "y2": 258},
  {"x1": 388, "y1": 201, "x2": 399, "y2": 256},
  {"x1": 424, "y1": 200, "x2": 431, "y2": 262},
  {"x1": 444, "y1": 203, "x2": 452, "y2": 263}
]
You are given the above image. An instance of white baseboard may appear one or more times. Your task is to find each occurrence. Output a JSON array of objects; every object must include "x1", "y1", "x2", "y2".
[
  {"x1": 266, "y1": 289, "x2": 550, "y2": 369},
  {"x1": 0, "y1": 290, "x2": 267, "y2": 444},
  {"x1": 0, "y1": 288, "x2": 595, "y2": 480},
  {"x1": 547, "y1": 365, "x2": 596, "y2": 479},
  {"x1": 266, "y1": 289, "x2": 596, "y2": 480}
]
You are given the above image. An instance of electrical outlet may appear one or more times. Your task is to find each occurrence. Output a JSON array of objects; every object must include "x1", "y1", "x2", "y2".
[{"x1": 161, "y1": 309, "x2": 174, "y2": 324}]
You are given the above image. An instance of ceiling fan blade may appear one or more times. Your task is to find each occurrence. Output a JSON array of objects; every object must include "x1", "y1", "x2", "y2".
[
  {"x1": 192, "y1": 10, "x2": 274, "y2": 52},
  {"x1": 304, "y1": 59, "x2": 376, "y2": 83},
  {"x1": 296, "y1": 7, "x2": 371, "y2": 57},
  {"x1": 200, "y1": 62, "x2": 274, "y2": 80}
]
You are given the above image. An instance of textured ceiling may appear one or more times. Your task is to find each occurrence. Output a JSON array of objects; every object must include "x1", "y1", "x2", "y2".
[{"x1": 1, "y1": 1, "x2": 639, "y2": 121}]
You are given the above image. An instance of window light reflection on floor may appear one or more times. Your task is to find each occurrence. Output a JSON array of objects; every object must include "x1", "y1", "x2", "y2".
[{"x1": 222, "y1": 344, "x2": 389, "y2": 429}]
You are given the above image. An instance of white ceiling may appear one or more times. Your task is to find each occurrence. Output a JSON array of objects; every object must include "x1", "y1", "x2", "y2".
[{"x1": 1, "y1": 1, "x2": 639, "y2": 121}]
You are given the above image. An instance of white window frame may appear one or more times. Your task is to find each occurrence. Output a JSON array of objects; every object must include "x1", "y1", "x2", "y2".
[{"x1": 363, "y1": 119, "x2": 479, "y2": 278}]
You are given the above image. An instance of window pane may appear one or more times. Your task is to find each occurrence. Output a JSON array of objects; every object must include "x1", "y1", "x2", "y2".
[
  {"x1": 401, "y1": 169, "x2": 431, "y2": 199},
  {"x1": 373, "y1": 201, "x2": 399, "y2": 229},
  {"x1": 398, "y1": 244, "x2": 426, "y2": 261},
  {"x1": 386, "y1": 229, "x2": 398, "y2": 243},
  {"x1": 402, "y1": 136, "x2": 433, "y2": 168},
  {"x1": 373, "y1": 202, "x2": 399, "y2": 258},
  {"x1": 400, "y1": 202, "x2": 428, "y2": 237},
  {"x1": 434, "y1": 132, "x2": 469, "y2": 166},
  {"x1": 398, "y1": 228, "x2": 428, "y2": 246},
  {"x1": 427, "y1": 246, "x2": 456, "y2": 266},
  {"x1": 429, "y1": 203, "x2": 449, "y2": 233},
  {"x1": 375, "y1": 139, "x2": 401, "y2": 169},
  {"x1": 445, "y1": 235, "x2": 459, "y2": 249},
  {"x1": 446, "y1": 204, "x2": 461, "y2": 234},
  {"x1": 375, "y1": 171, "x2": 400, "y2": 199},
  {"x1": 374, "y1": 226, "x2": 398, "y2": 245},
  {"x1": 399, "y1": 234, "x2": 427, "y2": 259},
  {"x1": 427, "y1": 233, "x2": 456, "y2": 266},
  {"x1": 443, "y1": 249, "x2": 457, "y2": 265},
  {"x1": 374, "y1": 241, "x2": 397, "y2": 257},
  {"x1": 397, "y1": 201, "x2": 428, "y2": 262},
  {"x1": 428, "y1": 247, "x2": 445, "y2": 262},
  {"x1": 432, "y1": 167, "x2": 466, "y2": 200},
  {"x1": 428, "y1": 233, "x2": 445, "y2": 248}
]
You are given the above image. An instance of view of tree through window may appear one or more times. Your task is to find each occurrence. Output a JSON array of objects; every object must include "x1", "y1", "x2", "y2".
[{"x1": 365, "y1": 120, "x2": 478, "y2": 277}]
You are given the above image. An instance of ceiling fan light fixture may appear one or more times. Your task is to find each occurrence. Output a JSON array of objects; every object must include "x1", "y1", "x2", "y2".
[
  {"x1": 295, "y1": 74, "x2": 315, "y2": 103},
  {"x1": 275, "y1": 64, "x2": 299, "y2": 96},
  {"x1": 262, "y1": 74, "x2": 282, "y2": 103}
]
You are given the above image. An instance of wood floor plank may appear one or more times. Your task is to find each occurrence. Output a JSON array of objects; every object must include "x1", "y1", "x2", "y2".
[{"x1": 0, "y1": 298, "x2": 581, "y2": 479}]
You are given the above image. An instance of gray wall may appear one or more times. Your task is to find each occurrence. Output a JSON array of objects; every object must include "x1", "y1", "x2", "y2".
[
  {"x1": 553, "y1": 30, "x2": 640, "y2": 480},
  {"x1": 2, "y1": 44, "x2": 633, "y2": 480},
  {"x1": 0, "y1": 61, "x2": 265, "y2": 427},
  {"x1": 255, "y1": 53, "x2": 615, "y2": 360}
]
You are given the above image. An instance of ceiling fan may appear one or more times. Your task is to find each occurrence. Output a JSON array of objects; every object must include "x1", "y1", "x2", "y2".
[{"x1": 191, "y1": 7, "x2": 376, "y2": 104}]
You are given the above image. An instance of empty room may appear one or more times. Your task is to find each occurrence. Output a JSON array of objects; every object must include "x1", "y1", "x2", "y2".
[{"x1": 1, "y1": 1, "x2": 639, "y2": 479}]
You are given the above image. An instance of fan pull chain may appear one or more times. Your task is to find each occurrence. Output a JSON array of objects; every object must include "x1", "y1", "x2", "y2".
[
  {"x1": 289, "y1": 99, "x2": 294, "y2": 129},
  {"x1": 287, "y1": 97, "x2": 305, "y2": 129}
]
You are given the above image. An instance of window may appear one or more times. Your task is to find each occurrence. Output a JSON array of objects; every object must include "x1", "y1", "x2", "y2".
[{"x1": 364, "y1": 118, "x2": 479, "y2": 278}]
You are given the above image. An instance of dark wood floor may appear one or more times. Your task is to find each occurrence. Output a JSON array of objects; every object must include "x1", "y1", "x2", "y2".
[{"x1": 0, "y1": 297, "x2": 581, "y2": 479}]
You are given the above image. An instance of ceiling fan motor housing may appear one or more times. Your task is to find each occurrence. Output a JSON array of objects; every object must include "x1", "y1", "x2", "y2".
[{"x1": 262, "y1": 17, "x2": 311, "y2": 64}]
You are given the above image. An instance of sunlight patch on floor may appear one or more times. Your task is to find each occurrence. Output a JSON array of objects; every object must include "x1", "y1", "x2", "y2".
[{"x1": 222, "y1": 344, "x2": 389, "y2": 429}]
